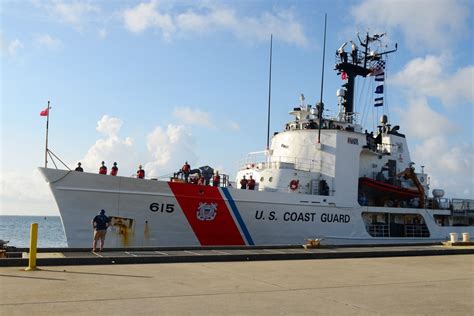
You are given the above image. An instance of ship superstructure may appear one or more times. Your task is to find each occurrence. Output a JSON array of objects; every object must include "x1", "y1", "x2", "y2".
[{"x1": 237, "y1": 33, "x2": 421, "y2": 207}]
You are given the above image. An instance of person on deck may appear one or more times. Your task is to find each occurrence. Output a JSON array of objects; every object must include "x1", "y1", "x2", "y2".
[
  {"x1": 75, "y1": 162, "x2": 83, "y2": 172},
  {"x1": 247, "y1": 175, "x2": 256, "y2": 190},
  {"x1": 197, "y1": 175, "x2": 206, "y2": 186},
  {"x1": 92, "y1": 209, "x2": 110, "y2": 252},
  {"x1": 240, "y1": 176, "x2": 248, "y2": 189},
  {"x1": 212, "y1": 171, "x2": 220, "y2": 187},
  {"x1": 99, "y1": 161, "x2": 107, "y2": 175},
  {"x1": 110, "y1": 162, "x2": 118, "y2": 176},
  {"x1": 181, "y1": 161, "x2": 191, "y2": 183},
  {"x1": 137, "y1": 165, "x2": 145, "y2": 179}
]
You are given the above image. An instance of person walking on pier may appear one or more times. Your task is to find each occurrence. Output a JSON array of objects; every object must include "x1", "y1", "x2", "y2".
[{"x1": 92, "y1": 209, "x2": 110, "y2": 252}]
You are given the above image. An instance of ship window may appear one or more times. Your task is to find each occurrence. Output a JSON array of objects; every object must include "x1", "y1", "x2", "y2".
[
  {"x1": 362, "y1": 212, "x2": 430, "y2": 238},
  {"x1": 269, "y1": 177, "x2": 273, "y2": 182},
  {"x1": 260, "y1": 177, "x2": 264, "y2": 182}
]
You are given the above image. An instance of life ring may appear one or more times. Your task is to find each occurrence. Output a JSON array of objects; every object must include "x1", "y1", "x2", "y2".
[{"x1": 290, "y1": 180, "x2": 299, "y2": 191}]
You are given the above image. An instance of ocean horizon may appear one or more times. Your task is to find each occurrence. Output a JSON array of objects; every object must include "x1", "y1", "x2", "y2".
[{"x1": 0, "y1": 215, "x2": 67, "y2": 248}]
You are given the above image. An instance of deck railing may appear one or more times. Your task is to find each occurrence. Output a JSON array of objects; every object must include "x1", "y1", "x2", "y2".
[{"x1": 239, "y1": 151, "x2": 333, "y2": 173}]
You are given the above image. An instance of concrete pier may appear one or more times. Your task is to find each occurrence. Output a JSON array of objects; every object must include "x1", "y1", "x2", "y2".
[
  {"x1": 1, "y1": 255, "x2": 473, "y2": 315},
  {"x1": 1, "y1": 244, "x2": 473, "y2": 267}
]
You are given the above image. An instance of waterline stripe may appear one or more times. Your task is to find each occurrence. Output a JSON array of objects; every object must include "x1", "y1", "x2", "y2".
[{"x1": 221, "y1": 187, "x2": 254, "y2": 245}]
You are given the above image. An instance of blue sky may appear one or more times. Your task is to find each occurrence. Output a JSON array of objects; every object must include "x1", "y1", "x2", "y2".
[{"x1": 1, "y1": 0, "x2": 473, "y2": 215}]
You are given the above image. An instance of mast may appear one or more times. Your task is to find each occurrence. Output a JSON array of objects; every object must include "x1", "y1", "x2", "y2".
[
  {"x1": 317, "y1": 14, "x2": 327, "y2": 144},
  {"x1": 266, "y1": 34, "x2": 273, "y2": 150},
  {"x1": 335, "y1": 32, "x2": 397, "y2": 123},
  {"x1": 44, "y1": 100, "x2": 50, "y2": 168}
]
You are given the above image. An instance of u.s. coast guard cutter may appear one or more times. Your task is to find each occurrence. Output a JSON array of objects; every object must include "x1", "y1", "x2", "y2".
[{"x1": 39, "y1": 32, "x2": 473, "y2": 247}]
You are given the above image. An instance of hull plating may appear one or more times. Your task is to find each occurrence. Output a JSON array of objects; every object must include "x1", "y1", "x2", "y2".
[{"x1": 39, "y1": 168, "x2": 473, "y2": 247}]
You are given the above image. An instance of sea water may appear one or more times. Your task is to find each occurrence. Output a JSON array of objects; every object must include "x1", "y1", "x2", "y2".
[{"x1": 0, "y1": 216, "x2": 67, "y2": 248}]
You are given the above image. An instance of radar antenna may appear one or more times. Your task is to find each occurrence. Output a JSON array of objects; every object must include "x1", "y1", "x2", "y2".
[{"x1": 335, "y1": 32, "x2": 397, "y2": 123}]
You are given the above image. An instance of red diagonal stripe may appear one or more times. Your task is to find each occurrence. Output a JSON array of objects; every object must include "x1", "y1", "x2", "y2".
[{"x1": 169, "y1": 182, "x2": 245, "y2": 246}]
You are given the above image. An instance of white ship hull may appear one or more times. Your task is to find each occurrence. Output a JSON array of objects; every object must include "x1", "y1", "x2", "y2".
[{"x1": 39, "y1": 168, "x2": 474, "y2": 248}]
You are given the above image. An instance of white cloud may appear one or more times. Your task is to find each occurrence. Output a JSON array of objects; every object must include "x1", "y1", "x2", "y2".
[
  {"x1": 1, "y1": 32, "x2": 23, "y2": 56},
  {"x1": 230, "y1": 9, "x2": 307, "y2": 47},
  {"x1": 391, "y1": 55, "x2": 474, "y2": 107},
  {"x1": 98, "y1": 28, "x2": 108, "y2": 39},
  {"x1": 52, "y1": 1, "x2": 99, "y2": 26},
  {"x1": 394, "y1": 97, "x2": 457, "y2": 139},
  {"x1": 145, "y1": 124, "x2": 197, "y2": 177},
  {"x1": 390, "y1": 55, "x2": 472, "y2": 198},
  {"x1": 0, "y1": 169, "x2": 51, "y2": 202},
  {"x1": 34, "y1": 34, "x2": 62, "y2": 50},
  {"x1": 0, "y1": 169, "x2": 57, "y2": 215},
  {"x1": 8, "y1": 39, "x2": 23, "y2": 56},
  {"x1": 227, "y1": 121, "x2": 240, "y2": 131},
  {"x1": 172, "y1": 107, "x2": 214, "y2": 128},
  {"x1": 77, "y1": 116, "x2": 200, "y2": 179},
  {"x1": 393, "y1": 98, "x2": 472, "y2": 199},
  {"x1": 176, "y1": 10, "x2": 213, "y2": 33},
  {"x1": 412, "y1": 137, "x2": 474, "y2": 198},
  {"x1": 80, "y1": 115, "x2": 136, "y2": 175},
  {"x1": 122, "y1": 0, "x2": 175, "y2": 39},
  {"x1": 121, "y1": 1, "x2": 308, "y2": 46},
  {"x1": 34, "y1": 0, "x2": 100, "y2": 30},
  {"x1": 96, "y1": 115, "x2": 123, "y2": 136},
  {"x1": 351, "y1": 0, "x2": 469, "y2": 51}
]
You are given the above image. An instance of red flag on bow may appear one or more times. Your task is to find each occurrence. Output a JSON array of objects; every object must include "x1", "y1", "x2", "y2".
[{"x1": 40, "y1": 107, "x2": 49, "y2": 116}]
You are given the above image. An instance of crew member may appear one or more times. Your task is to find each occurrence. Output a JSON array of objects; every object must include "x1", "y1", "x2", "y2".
[
  {"x1": 110, "y1": 162, "x2": 118, "y2": 176},
  {"x1": 247, "y1": 175, "x2": 256, "y2": 190},
  {"x1": 350, "y1": 40, "x2": 358, "y2": 65},
  {"x1": 240, "y1": 176, "x2": 248, "y2": 189},
  {"x1": 137, "y1": 165, "x2": 145, "y2": 179},
  {"x1": 212, "y1": 171, "x2": 220, "y2": 187},
  {"x1": 181, "y1": 161, "x2": 191, "y2": 183},
  {"x1": 197, "y1": 175, "x2": 206, "y2": 186},
  {"x1": 99, "y1": 161, "x2": 107, "y2": 175},
  {"x1": 75, "y1": 162, "x2": 83, "y2": 172}
]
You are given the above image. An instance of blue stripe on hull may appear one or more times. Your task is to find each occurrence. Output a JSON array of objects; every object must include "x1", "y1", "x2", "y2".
[{"x1": 221, "y1": 187, "x2": 255, "y2": 245}]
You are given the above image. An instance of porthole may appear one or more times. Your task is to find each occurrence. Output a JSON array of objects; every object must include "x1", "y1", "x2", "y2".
[{"x1": 269, "y1": 177, "x2": 273, "y2": 182}]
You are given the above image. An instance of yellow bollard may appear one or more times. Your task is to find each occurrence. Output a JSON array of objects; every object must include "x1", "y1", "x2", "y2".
[{"x1": 25, "y1": 223, "x2": 39, "y2": 271}]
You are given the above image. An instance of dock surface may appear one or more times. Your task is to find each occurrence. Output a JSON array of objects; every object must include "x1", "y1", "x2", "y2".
[
  {"x1": 1, "y1": 254, "x2": 473, "y2": 315},
  {"x1": 1, "y1": 244, "x2": 474, "y2": 267}
]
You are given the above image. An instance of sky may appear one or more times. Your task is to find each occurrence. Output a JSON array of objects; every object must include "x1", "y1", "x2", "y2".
[{"x1": 1, "y1": 0, "x2": 473, "y2": 215}]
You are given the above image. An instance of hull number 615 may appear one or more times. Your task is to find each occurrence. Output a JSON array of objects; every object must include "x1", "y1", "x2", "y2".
[{"x1": 150, "y1": 203, "x2": 175, "y2": 213}]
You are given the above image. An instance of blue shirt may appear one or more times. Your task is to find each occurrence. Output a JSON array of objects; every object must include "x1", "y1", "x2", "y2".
[{"x1": 93, "y1": 214, "x2": 110, "y2": 230}]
